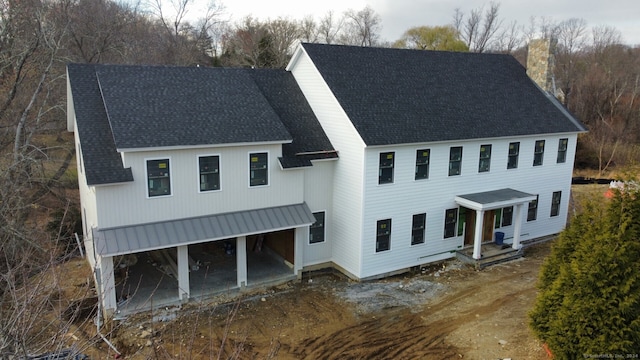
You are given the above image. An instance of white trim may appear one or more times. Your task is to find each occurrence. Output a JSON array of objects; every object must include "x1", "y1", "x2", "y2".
[
  {"x1": 118, "y1": 140, "x2": 291, "y2": 153},
  {"x1": 196, "y1": 153, "x2": 222, "y2": 193},
  {"x1": 144, "y1": 156, "x2": 173, "y2": 199}
]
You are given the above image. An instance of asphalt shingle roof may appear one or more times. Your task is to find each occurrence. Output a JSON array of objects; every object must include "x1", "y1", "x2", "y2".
[
  {"x1": 301, "y1": 43, "x2": 586, "y2": 146},
  {"x1": 67, "y1": 64, "x2": 336, "y2": 184}
]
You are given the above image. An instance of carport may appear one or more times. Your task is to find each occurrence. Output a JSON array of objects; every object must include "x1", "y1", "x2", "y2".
[{"x1": 92, "y1": 203, "x2": 315, "y2": 316}]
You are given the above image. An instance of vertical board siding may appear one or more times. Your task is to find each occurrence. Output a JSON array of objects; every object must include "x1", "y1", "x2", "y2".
[
  {"x1": 95, "y1": 144, "x2": 304, "y2": 228},
  {"x1": 302, "y1": 160, "x2": 335, "y2": 265},
  {"x1": 359, "y1": 134, "x2": 577, "y2": 278},
  {"x1": 290, "y1": 51, "x2": 366, "y2": 277}
]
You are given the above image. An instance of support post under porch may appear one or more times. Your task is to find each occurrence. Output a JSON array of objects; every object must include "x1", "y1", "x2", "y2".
[
  {"x1": 177, "y1": 245, "x2": 190, "y2": 302},
  {"x1": 472, "y1": 209, "x2": 485, "y2": 260},
  {"x1": 294, "y1": 227, "x2": 307, "y2": 279},
  {"x1": 98, "y1": 255, "x2": 117, "y2": 317},
  {"x1": 512, "y1": 203, "x2": 524, "y2": 250},
  {"x1": 236, "y1": 236, "x2": 247, "y2": 288}
]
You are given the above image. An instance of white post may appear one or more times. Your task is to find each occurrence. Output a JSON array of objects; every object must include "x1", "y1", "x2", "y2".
[
  {"x1": 177, "y1": 245, "x2": 190, "y2": 302},
  {"x1": 472, "y1": 210, "x2": 484, "y2": 260},
  {"x1": 512, "y1": 204, "x2": 524, "y2": 250},
  {"x1": 98, "y1": 256, "x2": 117, "y2": 316},
  {"x1": 236, "y1": 236, "x2": 247, "y2": 288},
  {"x1": 294, "y1": 227, "x2": 307, "y2": 278}
]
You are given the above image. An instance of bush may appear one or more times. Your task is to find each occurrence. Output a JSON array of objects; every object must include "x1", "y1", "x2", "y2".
[{"x1": 530, "y1": 184, "x2": 640, "y2": 357}]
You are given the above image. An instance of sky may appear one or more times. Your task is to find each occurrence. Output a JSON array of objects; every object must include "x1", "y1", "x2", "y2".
[{"x1": 214, "y1": 0, "x2": 640, "y2": 46}]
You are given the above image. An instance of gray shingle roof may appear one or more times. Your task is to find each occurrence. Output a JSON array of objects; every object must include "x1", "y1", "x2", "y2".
[
  {"x1": 301, "y1": 43, "x2": 587, "y2": 146},
  {"x1": 67, "y1": 64, "x2": 336, "y2": 184}
]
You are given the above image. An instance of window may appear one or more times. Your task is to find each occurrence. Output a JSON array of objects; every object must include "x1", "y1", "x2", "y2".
[
  {"x1": 379, "y1": 152, "x2": 395, "y2": 184},
  {"x1": 550, "y1": 191, "x2": 562, "y2": 217},
  {"x1": 199, "y1": 155, "x2": 220, "y2": 192},
  {"x1": 415, "y1": 149, "x2": 430, "y2": 180},
  {"x1": 557, "y1": 138, "x2": 568, "y2": 163},
  {"x1": 449, "y1": 147, "x2": 462, "y2": 176},
  {"x1": 502, "y1": 206, "x2": 513, "y2": 226},
  {"x1": 507, "y1": 142, "x2": 520, "y2": 169},
  {"x1": 249, "y1": 152, "x2": 268, "y2": 186},
  {"x1": 411, "y1": 213, "x2": 426, "y2": 245},
  {"x1": 527, "y1": 195, "x2": 539, "y2": 221},
  {"x1": 444, "y1": 208, "x2": 458, "y2": 238},
  {"x1": 533, "y1": 140, "x2": 545, "y2": 166},
  {"x1": 147, "y1": 159, "x2": 171, "y2": 197},
  {"x1": 376, "y1": 219, "x2": 391, "y2": 252},
  {"x1": 478, "y1": 144, "x2": 492, "y2": 172},
  {"x1": 309, "y1": 212, "x2": 325, "y2": 244}
]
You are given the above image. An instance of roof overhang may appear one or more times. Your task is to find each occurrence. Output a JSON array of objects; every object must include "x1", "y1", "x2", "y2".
[
  {"x1": 455, "y1": 188, "x2": 537, "y2": 211},
  {"x1": 93, "y1": 203, "x2": 315, "y2": 257}
]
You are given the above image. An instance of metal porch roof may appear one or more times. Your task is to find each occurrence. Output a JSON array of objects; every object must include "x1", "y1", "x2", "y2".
[
  {"x1": 455, "y1": 188, "x2": 537, "y2": 211},
  {"x1": 93, "y1": 203, "x2": 315, "y2": 257}
]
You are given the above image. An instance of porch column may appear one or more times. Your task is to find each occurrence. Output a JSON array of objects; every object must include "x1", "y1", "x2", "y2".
[
  {"x1": 294, "y1": 227, "x2": 307, "y2": 279},
  {"x1": 512, "y1": 204, "x2": 524, "y2": 250},
  {"x1": 472, "y1": 209, "x2": 485, "y2": 260},
  {"x1": 177, "y1": 245, "x2": 190, "y2": 302},
  {"x1": 236, "y1": 236, "x2": 247, "y2": 288},
  {"x1": 97, "y1": 255, "x2": 117, "y2": 316}
]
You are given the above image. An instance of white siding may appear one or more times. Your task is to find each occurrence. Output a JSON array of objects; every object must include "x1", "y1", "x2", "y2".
[
  {"x1": 289, "y1": 51, "x2": 366, "y2": 277},
  {"x1": 359, "y1": 134, "x2": 578, "y2": 278},
  {"x1": 94, "y1": 144, "x2": 304, "y2": 228},
  {"x1": 302, "y1": 160, "x2": 335, "y2": 265}
]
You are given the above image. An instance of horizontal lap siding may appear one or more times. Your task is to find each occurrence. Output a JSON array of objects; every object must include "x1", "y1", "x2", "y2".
[
  {"x1": 302, "y1": 161, "x2": 335, "y2": 265},
  {"x1": 360, "y1": 134, "x2": 577, "y2": 278},
  {"x1": 95, "y1": 144, "x2": 304, "y2": 229},
  {"x1": 290, "y1": 52, "x2": 366, "y2": 277}
]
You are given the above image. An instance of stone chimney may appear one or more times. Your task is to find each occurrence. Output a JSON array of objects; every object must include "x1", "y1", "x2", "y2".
[{"x1": 526, "y1": 38, "x2": 558, "y2": 95}]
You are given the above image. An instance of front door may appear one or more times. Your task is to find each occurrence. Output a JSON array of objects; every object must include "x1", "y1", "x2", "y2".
[{"x1": 463, "y1": 209, "x2": 495, "y2": 246}]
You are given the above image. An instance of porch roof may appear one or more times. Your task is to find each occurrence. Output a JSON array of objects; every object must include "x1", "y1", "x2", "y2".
[
  {"x1": 455, "y1": 188, "x2": 537, "y2": 211},
  {"x1": 92, "y1": 203, "x2": 315, "y2": 257}
]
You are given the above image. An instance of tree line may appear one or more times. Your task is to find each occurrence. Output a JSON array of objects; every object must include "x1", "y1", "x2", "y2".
[{"x1": 0, "y1": 0, "x2": 639, "y2": 355}]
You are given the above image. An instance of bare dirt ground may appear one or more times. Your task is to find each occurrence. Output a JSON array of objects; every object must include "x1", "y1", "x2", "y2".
[{"x1": 104, "y1": 242, "x2": 552, "y2": 360}]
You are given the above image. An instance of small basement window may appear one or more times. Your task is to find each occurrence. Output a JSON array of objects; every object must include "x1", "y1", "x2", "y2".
[
  {"x1": 250, "y1": 152, "x2": 268, "y2": 187},
  {"x1": 147, "y1": 159, "x2": 171, "y2": 197}
]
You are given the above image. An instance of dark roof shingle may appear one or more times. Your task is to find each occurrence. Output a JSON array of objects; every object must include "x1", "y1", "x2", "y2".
[{"x1": 301, "y1": 43, "x2": 586, "y2": 146}]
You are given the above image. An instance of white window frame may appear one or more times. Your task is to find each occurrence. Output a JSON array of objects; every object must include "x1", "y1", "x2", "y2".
[
  {"x1": 197, "y1": 154, "x2": 221, "y2": 193},
  {"x1": 145, "y1": 157, "x2": 173, "y2": 199}
]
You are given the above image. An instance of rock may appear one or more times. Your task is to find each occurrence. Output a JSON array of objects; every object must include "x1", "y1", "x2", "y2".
[
  {"x1": 261, "y1": 297, "x2": 266, "y2": 302},
  {"x1": 145, "y1": 340, "x2": 153, "y2": 347},
  {"x1": 498, "y1": 339, "x2": 508, "y2": 346}
]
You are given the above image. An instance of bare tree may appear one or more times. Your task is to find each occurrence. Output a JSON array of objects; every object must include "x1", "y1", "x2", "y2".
[
  {"x1": 265, "y1": 17, "x2": 302, "y2": 68},
  {"x1": 340, "y1": 6, "x2": 382, "y2": 46},
  {"x1": 299, "y1": 15, "x2": 318, "y2": 43},
  {"x1": 453, "y1": 2, "x2": 502, "y2": 52},
  {"x1": 317, "y1": 11, "x2": 343, "y2": 45}
]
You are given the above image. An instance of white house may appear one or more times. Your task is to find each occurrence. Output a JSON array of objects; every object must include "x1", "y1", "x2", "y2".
[{"x1": 67, "y1": 42, "x2": 586, "y2": 316}]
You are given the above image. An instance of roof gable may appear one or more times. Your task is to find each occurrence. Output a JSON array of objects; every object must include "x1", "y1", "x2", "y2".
[{"x1": 300, "y1": 43, "x2": 586, "y2": 146}]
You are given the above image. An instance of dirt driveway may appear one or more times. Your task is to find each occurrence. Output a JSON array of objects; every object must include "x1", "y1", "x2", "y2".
[{"x1": 110, "y1": 242, "x2": 550, "y2": 359}]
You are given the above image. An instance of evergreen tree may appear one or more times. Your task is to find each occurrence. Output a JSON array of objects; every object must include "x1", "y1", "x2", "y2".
[{"x1": 530, "y1": 184, "x2": 640, "y2": 357}]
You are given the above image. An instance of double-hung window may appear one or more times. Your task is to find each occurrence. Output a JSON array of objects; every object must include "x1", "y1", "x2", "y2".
[
  {"x1": 527, "y1": 195, "x2": 539, "y2": 221},
  {"x1": 415, "y1": 149, "x2": 430, "y2": 180},
  {"x1": 533, "y1": 140, "x2": 545, "y2": 166},
  {"x1": 411, "y1": 213, "x2": 426, "y2": 245},
  {"x1": 376, "y1": 219, "x2": 391, "y2": 252},
  {"x1": 147, "y1": 159, "x2": 171, "y2": 197},
  {"x1": 249, "y1": 152, "x2": 268, "y2": 187},
  {"x1": 379, "y1": 152, "x2": 395, "y2": 184},
  {"x1": 444, "y1": 208, "x2": 458, "y2": 238},
  {"x1": 557, "y1": 138, "x2": 568, "y2": 163},
  {"x1": 550, "y1": 191, "x2": 562, "y2": 217},
  {"x1": 478, "y1": 144, "x2": 492, "y2": 173},
  {"x1": 309, "y1": 212, "x2": 326, "y2": 244},
  {"x1": 502, "y1": 206, "x2": 514, "y2": 226},
  {"x1": 449, "y1": 147, "x2": 462, "y2": 176},
  {"x1": 199, "y1": 155, "x2": 220, "y2": 192},
  {"x1": 507, "y1": 142, "x2": 519, "y2": 169}
]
